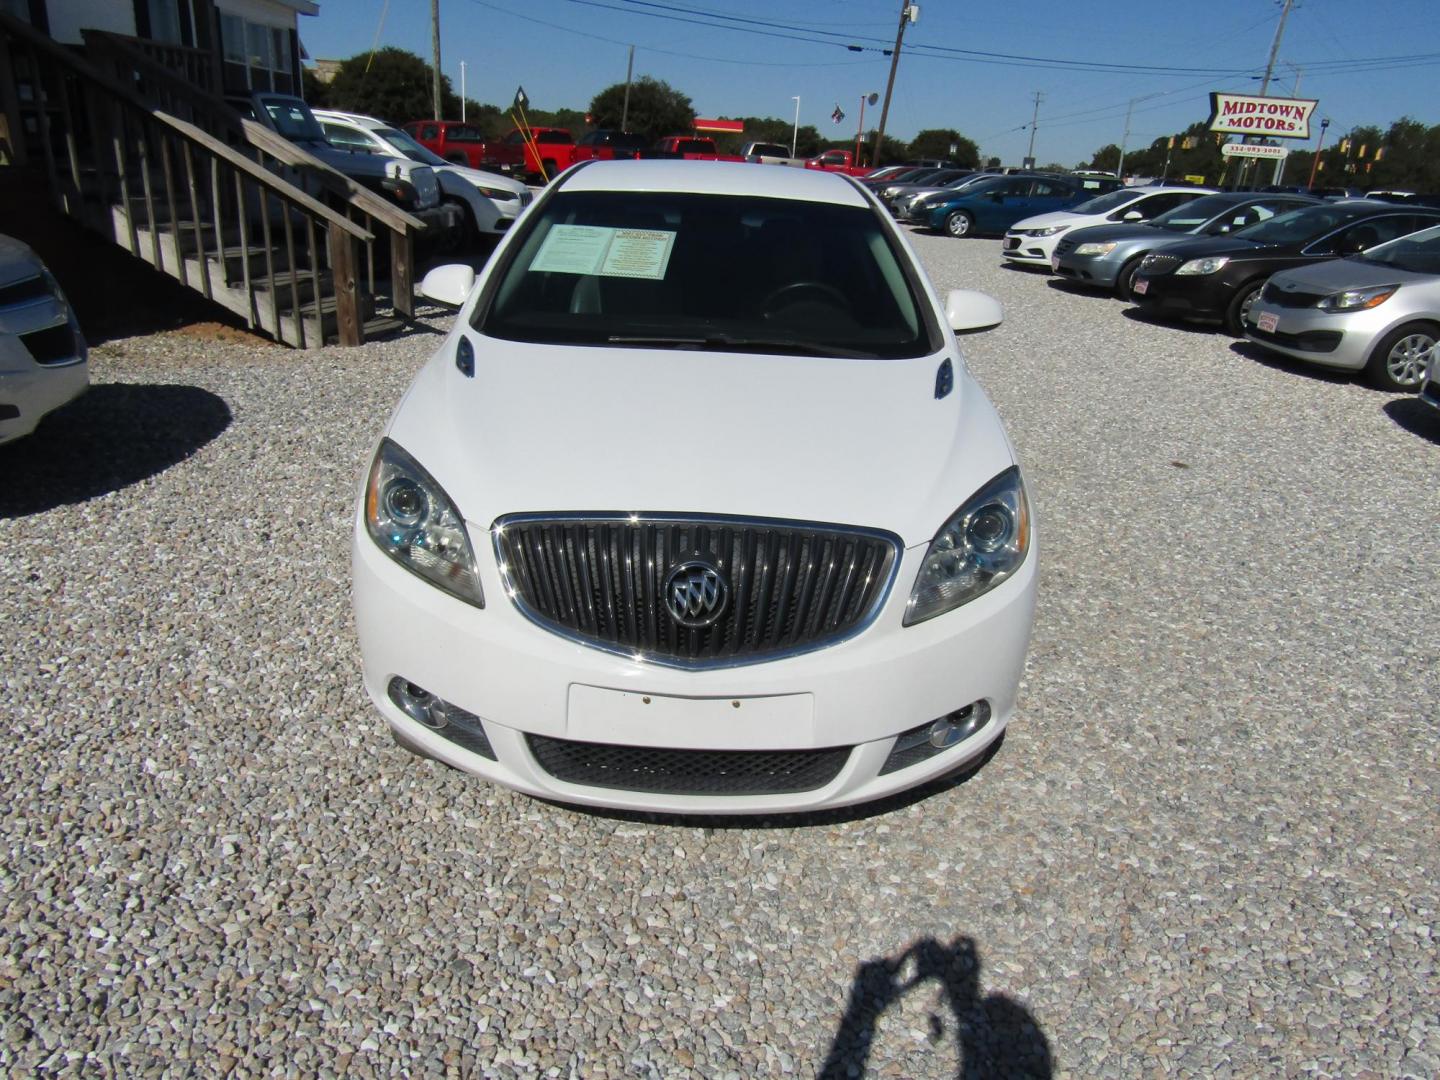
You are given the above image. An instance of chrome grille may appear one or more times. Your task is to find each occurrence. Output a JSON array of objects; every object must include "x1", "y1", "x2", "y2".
[
  {"x1": 1140, "y1": 253, "x2": 1181, "y2": 273},
  {"x1": 494, "y1": 514, "x2": 900, "y2": 667}
]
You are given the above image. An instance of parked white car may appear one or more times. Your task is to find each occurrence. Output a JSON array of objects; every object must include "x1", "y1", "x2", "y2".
[
  {"x1": 1003, "y1": 185, "x2": 1215, "y2": 267},
  {"x1": 315, "y1": 109, "x2": 533, "y2": 240},
  {"x1": 0, "y1": 235, "x2": 87, "y2": 445},
  {"x1": 351, "y1": 160, "x2": 1037, "y2": 814},
  {"x1": 1420, "y1": 343, "x2": 1440, "y2": 415}
]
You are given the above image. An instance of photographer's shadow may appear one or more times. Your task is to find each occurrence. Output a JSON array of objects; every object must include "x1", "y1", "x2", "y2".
[{"x1": 820, "y1": 935, "x2": 1052, "y2": 1079}]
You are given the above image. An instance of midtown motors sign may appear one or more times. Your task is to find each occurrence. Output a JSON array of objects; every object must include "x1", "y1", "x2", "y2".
[{"x1": 1207, "y1": 93, "x2": 1318, "y2": 139}]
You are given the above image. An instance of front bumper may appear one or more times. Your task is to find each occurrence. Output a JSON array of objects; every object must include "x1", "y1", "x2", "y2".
[
  {"x1": 1002, "y1": 231, "x2": 1067, "y2": 264},
  {"x1": 0, "y1": 295, "x2": 88, "y2": 445},
  {"x1": 353, "y1": 512, "x2": 1038, "y2": 814},
  {"x1": 1053, "y1": 250, "x2": 1126, "y2": 288},
  {"x1": 413, "y1": 203, "x2": 465, "y2": 247},
  {"x1": 1129, "y1": 270, "x2": 1231, "y2": 321},
  {"x1": 1243, "y1": 299, "x2": 1389, "y2": 372}
]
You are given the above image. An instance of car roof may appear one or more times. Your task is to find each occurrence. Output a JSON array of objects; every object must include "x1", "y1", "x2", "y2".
[
  {"x1": 313, "y1": 109, "x2": 386, "y2": 130},
  {"x1": 558, "y1": 160, "x2": 870, "y2": 206}
]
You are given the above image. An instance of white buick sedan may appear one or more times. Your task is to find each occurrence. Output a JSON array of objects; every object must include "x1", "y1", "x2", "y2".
[{"x1": 351, "y1": 160, "x2": 1037, "y2": 814}]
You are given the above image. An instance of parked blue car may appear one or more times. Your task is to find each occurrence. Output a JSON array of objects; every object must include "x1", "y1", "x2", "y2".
[{"x1": 911, "y1": 174, "x2": 1120, "y2": 238}]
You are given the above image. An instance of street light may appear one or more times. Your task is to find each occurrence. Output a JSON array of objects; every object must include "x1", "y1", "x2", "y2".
[
  {"x1": 854, "y1": 91, "x2": 878, "y2": 166},
  {"x1": 791, "y1": 96, "x2": 800, "y2": 158}
]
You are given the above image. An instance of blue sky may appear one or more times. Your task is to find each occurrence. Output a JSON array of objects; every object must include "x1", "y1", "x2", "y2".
[{"x1": 300, "y1": 0, "x2": 1439, "y2": 165}]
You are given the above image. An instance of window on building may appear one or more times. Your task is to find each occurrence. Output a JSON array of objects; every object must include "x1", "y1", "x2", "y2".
[{"x1": 219, "y1": 11, "x2": 295, "y2": 95}]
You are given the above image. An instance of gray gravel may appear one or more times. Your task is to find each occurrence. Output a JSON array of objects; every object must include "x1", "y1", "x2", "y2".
[{"x1": 2, "y1": 233, "x2": 1437, "y2": 1078}]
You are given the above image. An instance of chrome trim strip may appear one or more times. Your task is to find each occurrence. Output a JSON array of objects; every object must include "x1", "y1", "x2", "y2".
[{"x1": 490, "y1": 511, "x2": 903, "y2": 671}]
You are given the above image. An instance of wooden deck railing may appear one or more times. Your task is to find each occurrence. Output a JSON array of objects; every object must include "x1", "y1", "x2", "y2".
[{"x1": 0, "y1": 13, "x2": 424, "y2": 345}]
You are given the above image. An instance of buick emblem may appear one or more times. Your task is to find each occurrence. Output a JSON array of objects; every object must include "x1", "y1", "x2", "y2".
[{"x1": 663, "y1": 560, "x2": 729, "y2": 628}]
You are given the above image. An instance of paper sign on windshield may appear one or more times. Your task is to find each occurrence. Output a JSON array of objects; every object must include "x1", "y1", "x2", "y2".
[{"x1": 530, "y1": 224, "x2": 675, "y2": 280}]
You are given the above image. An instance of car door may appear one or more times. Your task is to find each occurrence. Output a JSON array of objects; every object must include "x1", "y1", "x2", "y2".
[
  {"x1": 1026, "y1": 178, "x2": 1075, "y2": 215},
  {"x1": 977, "y1": 178, "x2": 1037, "y2": 230}
]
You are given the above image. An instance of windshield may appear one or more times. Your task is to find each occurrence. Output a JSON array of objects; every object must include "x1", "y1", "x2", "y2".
[
  {"x1": 479, "y1": 190, "x2": 934, "y2": 359},
  {"x1": 1148, "y1": 194, "x2": 1239, "y2": 232},
  {"x1": 1070, "y1": 189, "x2": 1140, "y2": 215},
  {"x1": 1354, "y1": 223, "x2": 1440, "y2": 274},
  {"x1": 260, "y1": 97, "x2": 326, "y2": 142},
  {"x1": 1232, "y1": 203, "x2": 1374, "y2": 245},
  {"x1": 376, "y1": 127, "x2": 448, "y2": 167}
]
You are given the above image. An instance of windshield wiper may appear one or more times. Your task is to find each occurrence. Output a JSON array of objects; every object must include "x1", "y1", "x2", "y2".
[{"x1": 607, "y1": 334, "x2": 874, "y2": 359}]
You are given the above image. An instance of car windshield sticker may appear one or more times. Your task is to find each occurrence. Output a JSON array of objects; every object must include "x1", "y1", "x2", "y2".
[{"x1": 530, "y1": 225, "x2": 676, "y2": 280}]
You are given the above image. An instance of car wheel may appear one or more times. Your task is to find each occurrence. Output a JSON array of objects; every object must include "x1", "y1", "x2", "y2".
[
  {"x1": 1224, "y1": 278, "x2": 1266, "y2": 336},
  {"x1": 1114, "y1": 255, "x2": 1145, "y2": 300},
  {"x1": 945, "y1": 211, "x2": 974, "y2": 238},
  {"x1": 1364, "y1": 321, "x2": 1439, "y2": 392}
]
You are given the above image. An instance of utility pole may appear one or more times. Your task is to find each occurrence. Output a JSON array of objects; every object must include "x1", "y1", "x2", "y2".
[
  {"x1": 1025, "y1": 91, "x2": 1044, "y2": 167},
  {"x1": 430, "y1": 0, "x2": 442, "y2": 120},
  {"x1": 871, "y1": 0, "x2": 914, "y2": 167},
  {"x1": 620, "y1": 45, "x2": 635, "y2": 132},
  {"x1": 1116, "y1": 97, "x2": 1134, "y2": 181},
  {"x1": 460, "y1": 60, "x2": 466, "y2": 122},
  {"x1": 1240, "y1": 0, "x2": 1295, "y2": 188}
]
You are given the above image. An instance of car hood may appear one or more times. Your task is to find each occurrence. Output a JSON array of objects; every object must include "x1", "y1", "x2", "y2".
[
  {"x1": 1011, "y1": 209, "x2": 1095, "y2": 231},
  {"x1": 1063, "y1": 222, "x2": 1173, "y2": 244},
  {"x1": 1154, "y1": 234, "x2": 1265, "y2": 261},
  {"x1": 385, "y1": 334, "x2": 1017, "y2": 548},
  {"x1": 435, "y1": 163, "x2": 527, "y2": 195},
  {"x1": 1264, "y1": 255, "x2": 1439, "y2": 293},
  {"x1": 0, "y1": 234, "x2": 42, "y2": 286}
]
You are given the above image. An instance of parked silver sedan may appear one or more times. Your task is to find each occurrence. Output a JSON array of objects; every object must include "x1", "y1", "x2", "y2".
[
  {"x1": 1244, "y1": 222, "x2": 1440, "y2": 391},
  {"x1": 1052, "y1": 192, "x2": 1319, "y2": 299}
]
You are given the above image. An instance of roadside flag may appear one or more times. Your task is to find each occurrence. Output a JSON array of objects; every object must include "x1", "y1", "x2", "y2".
[
  {"x1": 514, "y1": 86, "x2": 529, "y2": 110},
  {"x1": 1167, "y1": 136, "x2": 1175, "y2": 150},
  {"x1": 831, "y1": 104, "x2": 845, "y2": 123},
  {"x1": 1358, "y1": 144, "x2": 1368, "y2": 159},
  {"x1": 1374, "y1": 147, "x2": 1385, "y2": 161}
]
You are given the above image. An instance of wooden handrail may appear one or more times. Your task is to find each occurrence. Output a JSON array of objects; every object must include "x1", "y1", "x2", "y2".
[
  {"x1": 79, "y1": 24, "x2": 423, "y2": 238},
  {"x1": 239, "y1": 121, "x2": 427, "y2": 235}
]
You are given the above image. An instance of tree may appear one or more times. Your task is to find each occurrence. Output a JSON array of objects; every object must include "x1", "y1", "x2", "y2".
[
  {"x1": 907, "y1": 128, "x2": 979, "y2": 167},
  {"x1": 301, "y1": 67, "x2": 331, "y2": 109},
  {"x1": 323, "y1": 48, "x2": 459, "y2": 123},
  {"x1": 588, "y1": 77, "x2": 694, "y2": 142}
]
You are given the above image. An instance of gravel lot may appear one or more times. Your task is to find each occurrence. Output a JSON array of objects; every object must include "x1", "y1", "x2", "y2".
[{"x1": 2, "y1": 230, "x2": 1437, "y2": 1079}]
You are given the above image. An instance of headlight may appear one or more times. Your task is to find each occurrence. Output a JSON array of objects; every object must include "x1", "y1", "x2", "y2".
[
  {"x1": 474, "y1": 184, "x2": 519, "y2": 201},
  {"x1": 364, "y1": 439, "x2": 484, "y2": 607},
  {"x1": 1031, "y1": 226, "x2": 1067, "y2": 237},
  {"x1": 1074, "y1": 242, "x2": 1118, "y2": 256},
  {"x1": 1175, "y1": 256, "x2": 1230, "y2": 275},
  {"x1": 1317, "y1": 284, "x2": 1399, "y2": 312},
  {"x1": 905, "y1": 467, "x2": 1030, "y2": 626}
]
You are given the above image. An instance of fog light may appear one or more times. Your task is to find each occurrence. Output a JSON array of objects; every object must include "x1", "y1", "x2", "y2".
[
  {"x1": 386, "y1": 676, "x2": 496, "y2": 759},
  {"x1": 879, "y1": 701, "x2": 992, "y2": 775}
]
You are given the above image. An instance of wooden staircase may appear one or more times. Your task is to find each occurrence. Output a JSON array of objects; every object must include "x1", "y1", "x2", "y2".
[{"x1": 0, "y1": 14, "x2": 424, "y2": 346}]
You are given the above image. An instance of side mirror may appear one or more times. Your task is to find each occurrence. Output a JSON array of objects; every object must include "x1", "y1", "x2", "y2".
[
  {"x1": 945, "y1": 289, "x2": 1004, "y2": 334},
  {"x1": 419, "y1": 264, "x2": 477, "y2": 308},
  {"x1": 1122, "y1": 210, "x2": 1144, "y2": 222}
]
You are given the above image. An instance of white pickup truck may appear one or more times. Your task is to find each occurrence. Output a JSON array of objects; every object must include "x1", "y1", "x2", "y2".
[{"x1": 741, "y1": 141, "x2": 805, "y2": 167}]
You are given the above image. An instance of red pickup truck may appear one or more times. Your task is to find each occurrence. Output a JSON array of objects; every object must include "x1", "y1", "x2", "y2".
[
  {"x1": 652, "y1": 136, "x2": 746, "y2": 162},
  {"x1": 401, "y1": 120, "x2": 490, "y2": 169},
  {"x1": 804, "y1": 149, "x2": 874, "y2": 177},
  {"x1": 570, "y1": 130, "x2": 650, "y2": 163},
  {"x1": 480, "y1": 127, "x2": 576, "y2": 181}
]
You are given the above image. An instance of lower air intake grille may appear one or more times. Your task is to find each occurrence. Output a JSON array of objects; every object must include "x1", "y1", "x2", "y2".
[{"x1": 525, "y1": 735, "x2": 851, "y2": 795}]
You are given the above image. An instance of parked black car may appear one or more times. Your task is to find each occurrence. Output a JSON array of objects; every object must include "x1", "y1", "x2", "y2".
[{"x1": 1128, "y1": 200, "x2": 1440, "y2": 334}]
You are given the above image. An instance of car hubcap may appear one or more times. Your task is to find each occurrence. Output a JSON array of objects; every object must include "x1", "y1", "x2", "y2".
[
  {"x1": 1387, "y1": 334, "x2": 1435, "y2": 387},
  {"x1": 949, "y1": 215, "x2": 968, "y2": 237},
  {"x1": 1239, "y1": 288, "x2": 1259, "y2": 324}
]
